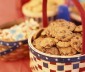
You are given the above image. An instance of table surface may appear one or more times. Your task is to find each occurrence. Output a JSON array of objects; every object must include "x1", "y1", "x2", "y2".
[{"x1": 0, "y1": 58, "x2": 32, "y2": 72}]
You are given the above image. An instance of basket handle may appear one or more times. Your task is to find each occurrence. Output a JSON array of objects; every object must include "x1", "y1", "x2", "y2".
[
  {"x1": 42, "y1": 0, "x2": 85, "y2": 54},
  {"x1": 42, "y1": 0, "x2": 48, "y2": 27}
]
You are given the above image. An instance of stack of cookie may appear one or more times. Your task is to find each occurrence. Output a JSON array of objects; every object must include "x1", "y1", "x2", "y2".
[{"x1": 32, "y1": 19, "x2": 82, "y2": 56}]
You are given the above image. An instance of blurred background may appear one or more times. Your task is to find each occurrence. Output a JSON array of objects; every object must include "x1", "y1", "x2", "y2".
[
  {"x1": 0, "y1": 0, "x2": 29, "y2": 25},
  {"x1": 0, "y1": 0, "x2": 67, "y2": 25}
]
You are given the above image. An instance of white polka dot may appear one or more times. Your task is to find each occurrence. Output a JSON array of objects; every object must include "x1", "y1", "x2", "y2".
[
  {"x1": 38, "y1": 54, "x2": 40, "y2": 57},
  {"x1": 55, "y1": 59, "x2": 58, "y2": 61},
  {"x1": 0, "y1": 42, "x2": 3, "y2": 45},
  {"x1": 68, "y1": 58, "x2": 70, "y2": 61},
  {"x1": 14, "y1": 43, "x2": 17, "y2": 46},
  {"x1": 77, "y1": 57, "x2": 80, "y2": 60},
  {"x1": 6, "y1": 43, "x2": 9, "y2": 46},
  {"x1": 46, "y1": 57, "x2": 48, "y2": 60},
  {"x1": 63, "y1": 59, "x2": 65, "y2": 61}
]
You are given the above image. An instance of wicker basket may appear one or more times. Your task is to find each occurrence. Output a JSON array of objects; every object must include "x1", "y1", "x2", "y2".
[
  {"x1": 0, "y1": 19, "x2": 29, "y2": 61},
  {"x1": 28, "y1": 0, "x2": 85, "y2": 72}
]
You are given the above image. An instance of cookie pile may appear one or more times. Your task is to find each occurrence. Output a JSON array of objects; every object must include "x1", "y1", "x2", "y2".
[
  {"x1": 23, "y1": 0, "x2": 57, "y2": 13},
  {"x1": 32, "y1": 19, "x2": 82, "y2": 56},
  {"x1": 0, "y1": 20, "x2": 39, "y2": 42}
]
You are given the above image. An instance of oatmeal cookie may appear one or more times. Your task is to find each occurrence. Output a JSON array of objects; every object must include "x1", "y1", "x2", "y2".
[
  {"x1": 41, "y1": 27, "x2": 51, "y2": 36},
  {"x1": 40, "y1": 38, "x2": 56, "y2": 48},
  {"x1": 74, "y1": 25, "x2": 82, "y2": 32},
  {"x1": 71, "y1": 35, "x2": 82, "y2": 52},
  {"x1": 41, "y1": 19, "x2": 76, "y2": 38},
  {"x1": 45, "y1": 47, "x2": 60, "y2": 55},
  {"x1": 33, "y1": 37, "x2": 43, "y2": 51},
  {"x1": 59, "y1": 47, "x2": 77, "y2": 56},
  {"x1": 50, "y1": 19, "x2": 76, "y2": 31},
  {"x1": 57, "y1": 41, "x2": 70, "y2": 48},
  {"x1": 55, "y1": 28, "x2": 73, "y2": 41},
  {"x1": 32, "y1": 19, "x2": 82, "y2": 56},
  {"x1": 73, "y1": 33, "x2": 82, "y2": 37},
  {"x1": 67, "y1": 22, "x2": 76, "y2": 31}
]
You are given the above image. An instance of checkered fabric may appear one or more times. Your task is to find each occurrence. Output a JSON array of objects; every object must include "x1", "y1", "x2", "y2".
[{"x1": 30, "y1": 52, "x2": 85, "y2": 72}]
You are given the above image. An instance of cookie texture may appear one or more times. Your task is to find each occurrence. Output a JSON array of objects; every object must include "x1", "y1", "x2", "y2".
[{"x1": 32, "y1": 19, "x2": 82, "y2": 56}]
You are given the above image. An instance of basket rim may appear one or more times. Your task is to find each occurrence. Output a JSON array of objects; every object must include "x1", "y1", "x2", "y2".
[
  {"x1": 0, "y1": 39, "x2": 28, "y2": 46},
  {"x1": 0, "y1": 39, "x2": 28, "y2": 56},
  {"x1": 0, "y1": 45, "x2": 20, "y2": 56}
]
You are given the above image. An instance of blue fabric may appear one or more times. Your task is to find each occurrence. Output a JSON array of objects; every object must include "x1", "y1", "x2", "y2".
[
  {"x1": 73, "y1": 63, "x2": 79, "y2": 69},
  {"x1": 57, "y1": 5, "x2": 70, "y2": 21}
]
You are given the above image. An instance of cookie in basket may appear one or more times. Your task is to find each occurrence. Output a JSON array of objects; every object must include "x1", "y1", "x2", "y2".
[{"x1": 32, "y1": 19, "x2": 82, "y2": 56}]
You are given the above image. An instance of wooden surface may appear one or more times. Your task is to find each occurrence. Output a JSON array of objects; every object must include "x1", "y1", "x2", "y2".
[{"x1": 0, "y1": 59, "x2": 31, "y2": 72}]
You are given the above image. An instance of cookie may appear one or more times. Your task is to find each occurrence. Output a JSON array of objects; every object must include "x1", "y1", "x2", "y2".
[
  {"x1": 71, "y1": 35, "x2": 82, "y2": 52},
  {"x1": 74, "y1": 25, "x2": 82, "y2": 32},
  {"x1": 45, "y1": 47, "x2": 60, "y2": 55},
  {"x1": 67, "y1": 22, "x2": 76, "y2": 31},
  {"x1": 73, "y1": 33, "x2": 82, "y2": 37},
  {"x1": 40, "y1": 37, "x2": 56, "y2": 48},
  {"x1": 50, "y1": 19, "x2": 76, "y2": 31},
  {"x1": 42, "y1": 20, "x2": 75, "y2": 39},
  {"x1": 41, "y1": 26, "x2": 52, "y2": 37},
  {"x1": 32, "y1": 19, "x2": 82, "y2": 56},
  {"x1": 59, "y1": 47, "x2": 77, "y2": 56},
  {"x1": 50, "y1": 19, "x2": 68, "y2": 28},
  {"x1": 57, "y1": 41, "x2": 70, "y2": 48},
  {"x1": 33, "y1": 37, "x2": 43, "y2": 51},
  {"x1": 55, "y1": 28, "x2": 73, "y2": 41}
]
